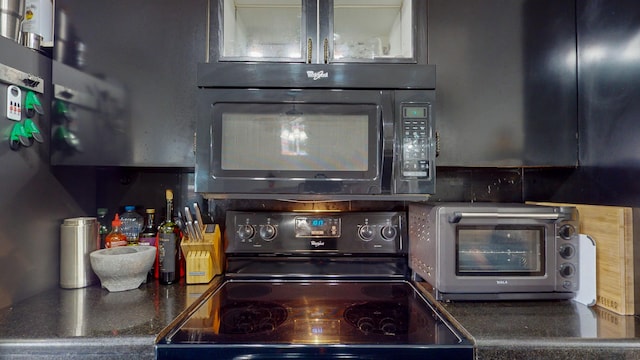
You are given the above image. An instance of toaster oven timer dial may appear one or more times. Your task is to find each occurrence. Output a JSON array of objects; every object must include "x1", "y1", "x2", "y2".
[
  {"x1": 559, "y1": 243, "x2": 576, "y2": 259},
  {"x1": 559, "y1": 263, "x2": 576, "y2": 278},
  {"x1": 559, "y1": 224, "x2": 576, "y2": 240}
]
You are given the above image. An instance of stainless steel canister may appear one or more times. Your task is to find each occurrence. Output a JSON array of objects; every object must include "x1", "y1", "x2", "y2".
[
  {"x1": 60, "y1": 217, "x2": 99, "y2": 289},
  {"x1": 0, "y1": 0, "x2": 25, "y2": 42}
]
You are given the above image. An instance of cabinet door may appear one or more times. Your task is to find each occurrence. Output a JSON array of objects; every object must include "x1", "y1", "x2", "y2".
[
  {"x1": 327, "y1": 0, "x2": 421, "y2": 63},
  {"x1": 214, "y1": 0, "x2": 307, "y2": 62},
  {"x1": 211, "y1": 0, "x2": 425, "y2": 64},
  {"x1": 52, "y1": 0, "x2": 207, "y2": 167}
]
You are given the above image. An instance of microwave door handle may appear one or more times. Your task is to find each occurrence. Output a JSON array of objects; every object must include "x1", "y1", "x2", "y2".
[{"x1": 448, "y1": 212, "x2": 561, "y2": 223}]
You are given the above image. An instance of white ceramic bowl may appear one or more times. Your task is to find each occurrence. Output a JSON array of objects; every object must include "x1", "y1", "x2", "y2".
[{"x1": 89, "y1": 246, "x2": 156, "y2": 292}]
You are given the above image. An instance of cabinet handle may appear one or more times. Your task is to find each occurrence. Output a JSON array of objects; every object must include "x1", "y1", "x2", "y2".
[
  {"x1": 307, "y1": 38, "x2": 312, "y2": 64},
  {"x1": 323, "y1": 38, "x2": 329, "y2": 64}
]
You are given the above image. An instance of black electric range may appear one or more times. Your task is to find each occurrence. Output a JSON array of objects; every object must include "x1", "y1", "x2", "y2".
[{"x1": 156, "y1": 211, "x2": 473, "y2": 359}]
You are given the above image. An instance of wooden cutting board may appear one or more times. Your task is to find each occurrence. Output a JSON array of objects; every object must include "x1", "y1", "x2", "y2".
[{"x1": 528, "y1": 202, "x2": 639, "y2": 315}]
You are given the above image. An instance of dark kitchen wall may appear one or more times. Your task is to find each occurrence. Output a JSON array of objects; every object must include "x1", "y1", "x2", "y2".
[{"x1": 0, "y1": 37, "x2": 95, "y2": 309}]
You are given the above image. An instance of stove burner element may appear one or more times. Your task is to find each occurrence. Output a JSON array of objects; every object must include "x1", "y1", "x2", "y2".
[
  {"x1": 220, "y1": 301, "x2": 288, "y2": 335},
  {"x1": 344, "y1": 301, "x2": 409, "y2": 336}
]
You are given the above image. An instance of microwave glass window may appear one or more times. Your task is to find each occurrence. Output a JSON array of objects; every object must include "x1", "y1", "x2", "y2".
[
  {"x1": 455, "y1": 226, "x2": 545, "y2": 276},
  {"x1": 221, "y1": 113, "x2": 369, "y2": 171}
]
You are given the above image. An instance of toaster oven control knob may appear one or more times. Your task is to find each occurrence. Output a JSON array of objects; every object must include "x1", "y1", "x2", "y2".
[
  {"x1": 559, "y1": 244, "x2": 576, "y2": 259},
  {"x1": 559, "y1": 224, "x2": 576, "y2": 240},
  {"x1": 358, "y1": 225, "x2": 374, "y2": 241},
  {"x1": 559, "y1": 263, "x2": 576, "y2": 278},
  {"x1": 380, "y1": 225, "x2": 397, "y2": 241},
  {"x1": 238, "y1": 225, "x2": 255, "y2": 240},
  {"x1": 259, "y1": 224, "x2": 277, "y2": 241}
]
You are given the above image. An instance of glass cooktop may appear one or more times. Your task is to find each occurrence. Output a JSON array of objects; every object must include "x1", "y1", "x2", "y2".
[{"x1": 161, "y1": 280, "x2": 471, "y2": 352}]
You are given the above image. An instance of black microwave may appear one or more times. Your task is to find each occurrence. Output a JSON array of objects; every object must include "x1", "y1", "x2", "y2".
[{"x1": 194, "y1": 63, "x2": 436, "y2": 200}]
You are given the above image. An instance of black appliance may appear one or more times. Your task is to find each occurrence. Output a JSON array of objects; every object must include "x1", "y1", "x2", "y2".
[
  {"x1": 156, "y1": 211, "x2": 473, "y2": 359},
  {"x1": 195, "y1": 82, "x2": 436, "y2": 200}
]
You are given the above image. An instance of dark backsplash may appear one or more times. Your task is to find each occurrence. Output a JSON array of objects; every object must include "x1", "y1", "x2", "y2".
[{"x1": 89, "y1": 166, "x2": 583, "y2": 232}]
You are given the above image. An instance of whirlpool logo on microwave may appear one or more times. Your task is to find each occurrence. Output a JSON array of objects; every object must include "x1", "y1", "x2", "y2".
[{"x1": 306, "y1": 70, "x2": 328, "y2": 80}]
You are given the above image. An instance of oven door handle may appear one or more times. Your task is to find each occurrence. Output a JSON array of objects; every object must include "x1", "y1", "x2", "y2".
[{"x1": 448, "y1": 211, "x2": 561, "y2": 223}]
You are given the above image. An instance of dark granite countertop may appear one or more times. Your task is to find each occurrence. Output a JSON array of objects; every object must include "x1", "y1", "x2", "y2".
[
  {"x1": 0, "y1": 278, "x2": 217, "y2": 359},
  {"x1": 3, "y1": 279, "x2": 640, "y2": 359},
  {"x1": 417, "y1": 282, "x2": 640, "y2": 359}
]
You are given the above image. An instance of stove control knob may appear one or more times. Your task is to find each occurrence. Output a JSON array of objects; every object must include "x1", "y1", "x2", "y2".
[
  {"x1": 238, "y1": 224, "x2": 255, "y2": 241},
  {"x1": 380, "y1": 225, "x2": 397, "y2": 241},
  {"x1": 259, "y1": 224, "x2": 277, "y2": 241},
  {"x1": 358, "y1": 225, "x2": 374, "y2": 241}
]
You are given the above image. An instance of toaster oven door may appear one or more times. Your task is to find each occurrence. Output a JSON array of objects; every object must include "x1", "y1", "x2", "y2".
[
  {"x1": 434, "y1": 207, "x2": 578, "y2": 298},
  {"x1": 455, "y1": 225, "x2": 546, "y2": 277}
]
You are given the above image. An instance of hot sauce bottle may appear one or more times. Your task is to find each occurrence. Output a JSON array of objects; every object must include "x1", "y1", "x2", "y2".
[{"x1": 105, "y1": 214, "x2": 127, "y2": 248}]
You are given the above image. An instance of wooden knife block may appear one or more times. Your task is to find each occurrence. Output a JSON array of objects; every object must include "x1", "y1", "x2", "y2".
[{"x1": 181, "y1": 224, "x2": 224, "y2": 284}]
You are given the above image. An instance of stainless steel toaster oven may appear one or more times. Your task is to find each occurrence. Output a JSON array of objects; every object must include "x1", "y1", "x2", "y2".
[{"x1": 408, "y1": 203, "x2": 580, "y2": 301}]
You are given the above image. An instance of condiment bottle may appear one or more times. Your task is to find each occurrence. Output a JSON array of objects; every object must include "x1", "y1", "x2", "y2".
[
  {"x1": 139, "y1": 208, "x2": 158, "y2": 281},
  {"x1": 138, "y1": 209, "x2": 157, "y2": 246},
  {"x1": 96, "y1": 208, "x2": 109, "y2": 249},
  {"x1": 120, "y1": 205, "x2": 143, "y2": 245},
  {"x1": 105, "y1": 214, "x2": 127, "y2": 248}
]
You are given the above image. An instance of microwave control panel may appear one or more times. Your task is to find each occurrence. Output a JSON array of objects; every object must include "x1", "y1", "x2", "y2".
[{"x1": 400, "y1": 105, "x2": 431, "y2": 179}]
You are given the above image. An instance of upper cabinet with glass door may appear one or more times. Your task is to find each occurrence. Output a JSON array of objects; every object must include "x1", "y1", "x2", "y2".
[{"x1": 210, "y1": 0, "x2": 426, "y2": 64}]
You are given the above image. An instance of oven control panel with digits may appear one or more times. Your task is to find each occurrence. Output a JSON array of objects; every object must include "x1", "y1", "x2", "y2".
[{"x1": 225, "y1": 211, "x2": 406, "y2": 255}]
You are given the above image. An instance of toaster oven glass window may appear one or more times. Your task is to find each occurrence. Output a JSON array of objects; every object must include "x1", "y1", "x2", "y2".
[{"x1": 455, "y1": 226, "x2": 545, "y2": 276}]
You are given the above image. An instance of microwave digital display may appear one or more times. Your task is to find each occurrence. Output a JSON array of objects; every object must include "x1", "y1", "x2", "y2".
[{"x1": 455, "y1": 225, "x2": 545, "y2": 276}]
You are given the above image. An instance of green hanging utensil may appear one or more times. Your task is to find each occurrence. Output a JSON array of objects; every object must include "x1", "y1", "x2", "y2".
[
  {"x1": 53, "y1": 99, "x2": 71, "y2": 124},
  {"x1": 25, "y1": 91, "x2": 44, "y2": 118},
  {"x1": 24, "y1": 118, "x2": 44, "y2": 143},
  {"x1": 9, "y1": 122, "x2": 32, "y2": 150},
  {"x1": 9, "y1": 123, "x2": 21, "y2": 151}
]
